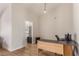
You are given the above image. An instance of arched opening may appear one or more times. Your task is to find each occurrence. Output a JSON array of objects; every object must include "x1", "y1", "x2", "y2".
[{"x1": 25, "y1": 21, "x2": 33, "y2": 44}]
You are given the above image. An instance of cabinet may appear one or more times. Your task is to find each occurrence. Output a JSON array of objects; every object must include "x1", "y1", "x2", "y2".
[{"x1": 37, "y1": 40, "x2": 73, "y2": 56}]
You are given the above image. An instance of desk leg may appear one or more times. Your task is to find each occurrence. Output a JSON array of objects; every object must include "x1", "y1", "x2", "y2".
[
  {"x1": 64, "y1": 45, "x2": 73, "y2": 56},
  {"x1": 37, "y1": 49, "x2": 39, "y2": 56},
  {"x1": 38, "y1": 49, "x2": 42, "y2": 56}
]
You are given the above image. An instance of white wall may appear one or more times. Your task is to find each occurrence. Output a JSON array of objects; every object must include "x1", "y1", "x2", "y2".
[
  {"x1": 56, "y1": 4, "x2": 73, "y2": 37},
  {"x1": 11, "y1": 4, "x2": 40, "y2": 50},
  {"x1": 25, "y1": 4, "x2": 41, "y2": 43},
  {"x1": 39, "y1": 4, "x2": 73, "y2": 40},
  {"x1": 0, "y1": 4, "x2": 12, "y2": 51},
  {"x1": 25, "y1": 14, "x2": 40, "y2": 43},
  {"x1": 73, "y1": 4, "x2": 79, "y2": 44},
  {"x1": 11, "y1": 4, "x2": 26, "y2": 51},
  {"x1": 0, "y1": 3, "x2": 41, "y2": 51},
  {"x1": 39, "y1": 11, "x2": 57, "y2": 40}
]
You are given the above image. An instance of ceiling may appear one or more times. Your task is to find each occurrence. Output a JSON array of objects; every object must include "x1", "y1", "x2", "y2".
[
  {"x1": 0, "y1": 3, "x2": 9, "y2": 12},
  {"x1": 0, "y1": 3, "x2": 61, "y2": 18},
  {"x1": 0, "y1": 3, "x2": 10, "y2": 17},
  {"x1": 24, "y1": 3, "x2": 60, "y2": 15},
  {"x1": 0, "y1": 3, "x2": 60, "y2": 14}
]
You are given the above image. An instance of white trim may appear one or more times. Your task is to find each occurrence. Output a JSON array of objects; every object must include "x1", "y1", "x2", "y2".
[
  {"x1": 7, "y1": 45, "x2": 25, "y2": 52},
  {"x1": 25, "y1": 20, "x2": 34, "y2": 44},
  {"x1": 31, "y1": 22, "x2": 34, "y2": 44}
]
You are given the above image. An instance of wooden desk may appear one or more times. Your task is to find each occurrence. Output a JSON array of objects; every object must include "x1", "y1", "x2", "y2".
[{"x1": 37, "y1": 40, "x2": 76, "y2": 56}]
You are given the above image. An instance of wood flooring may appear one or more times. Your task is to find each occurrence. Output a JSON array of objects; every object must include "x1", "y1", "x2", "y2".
[{"x1": 0, "y1": 44, "x2": 58, "y2": 56}]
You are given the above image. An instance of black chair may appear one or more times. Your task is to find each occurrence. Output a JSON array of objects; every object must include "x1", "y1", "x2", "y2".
[
  {"x1": 35, "y1": 37, "x2": 40, "y2": 44},
  {"x1": 73, "y1": 41, "x2": 79, "y2": 56},
  {"x1": 0, "y1": 37, "x2": 3, "y2": 48},
  {"x1": 55, "y1": 35, "x2": 60, "y2": 41}
]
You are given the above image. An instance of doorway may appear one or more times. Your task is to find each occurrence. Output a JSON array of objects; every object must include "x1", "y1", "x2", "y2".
[{"x1": 25, "y1": 21, "x2": 33, "y2": 44}]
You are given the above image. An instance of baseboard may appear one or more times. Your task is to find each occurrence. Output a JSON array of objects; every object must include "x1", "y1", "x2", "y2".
[{"x1": 7, "y1": 45, "x2": 25, "y2": 52}]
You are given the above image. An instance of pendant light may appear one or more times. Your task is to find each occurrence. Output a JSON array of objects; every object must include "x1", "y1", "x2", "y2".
[{"x1": 44, "y1": 3, "x2": 47, "y2": 14}]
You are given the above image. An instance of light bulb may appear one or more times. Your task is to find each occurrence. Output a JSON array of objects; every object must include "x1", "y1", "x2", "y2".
[{"x1": 44, "y1": 10, "x2": 46, "y2": 14}]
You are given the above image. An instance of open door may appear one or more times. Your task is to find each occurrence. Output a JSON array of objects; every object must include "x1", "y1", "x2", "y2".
[{"x1": 25, "y1": 21, "x2": 33, "y2": 44}]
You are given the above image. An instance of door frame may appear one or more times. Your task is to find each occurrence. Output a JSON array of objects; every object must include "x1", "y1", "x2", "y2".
[{"x1": 25, "y1": 21, "x2": 33, "y2": 44}]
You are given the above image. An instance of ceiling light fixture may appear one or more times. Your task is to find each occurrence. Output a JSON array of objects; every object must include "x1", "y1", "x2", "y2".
[{"x1": 44, "y1": 3, "x2": 47, "y2": 14}]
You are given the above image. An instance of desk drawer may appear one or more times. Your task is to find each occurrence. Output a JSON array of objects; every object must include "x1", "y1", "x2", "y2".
[{"x1": 38, "y1": 41, "x2": 64, "y2": 55}]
